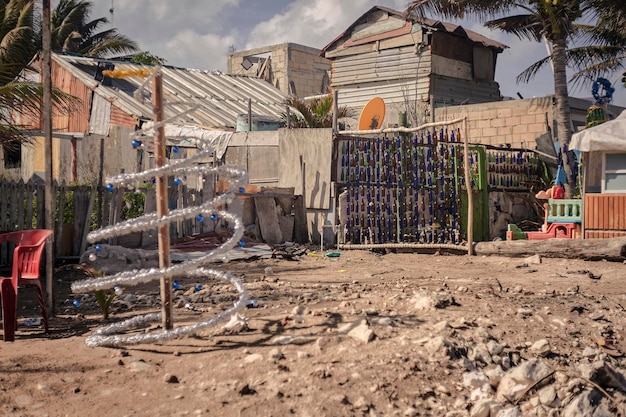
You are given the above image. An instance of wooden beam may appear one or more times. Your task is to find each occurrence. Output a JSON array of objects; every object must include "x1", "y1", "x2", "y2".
[
  {"x1": 475, "y1": 237, "x2": 626, "y2": 261},
  {"x1": 153, "y1": 68, "x2": 173, "y2": 330},
  {"x1": 463, "y1": 118, "x2": 474, "y2": 256},
  {"x1": 42, "y1": 0, "x2": 55, "y2": 315}
]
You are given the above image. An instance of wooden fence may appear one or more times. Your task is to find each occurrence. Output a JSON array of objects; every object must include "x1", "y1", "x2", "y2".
[
  {"x1": 0, "y1": 178, "x2": 213, "y2": 260},
  {"x1": 584, "y1": 193, "x2": 626, "y2": 238}
]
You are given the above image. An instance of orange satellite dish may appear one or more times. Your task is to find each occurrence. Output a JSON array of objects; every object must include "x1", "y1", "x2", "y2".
[{"x1": 358, "y1": 97, "x2": 386, "y2": 130}]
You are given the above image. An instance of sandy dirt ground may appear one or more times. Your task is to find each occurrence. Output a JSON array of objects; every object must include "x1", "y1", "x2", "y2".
[{"x1": 1, "y1": 249, "x2": 626, "y2": 417}]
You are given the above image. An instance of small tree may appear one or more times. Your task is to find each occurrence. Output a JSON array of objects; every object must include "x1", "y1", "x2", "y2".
[
  {"x1": 130, "y1": 51, "x2": 167, "y2": 66},
  {"x1": 284, "y1": 94, "x2": 354, "y2": 128}
]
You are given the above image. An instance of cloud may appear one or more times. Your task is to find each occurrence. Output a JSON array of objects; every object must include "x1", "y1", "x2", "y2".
[
  {"x1": 244, "y1": 0, "x2": 407, "y2": 50},
  {"x1": 100, "y1": 0, "x2": 239, "y2": 33},
  {"x1": 164, "y1": 30, "x2": 236, "y2": 70},
  {"x1": 64, "y1": 0, "x2": 626, "y2": 106}
]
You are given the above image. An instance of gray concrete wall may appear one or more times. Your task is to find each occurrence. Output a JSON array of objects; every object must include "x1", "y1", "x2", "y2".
[
  {"x1": 278, "y1": 128, "x2": 333, "y2": 210},
  {"x1": 227, "y1": 43, "x2": 331, "y2": 99},
  {"x1": 226, "y1": 128, "x2": 334, "y2": 244},
  {"x1": 490, "y1": 191, "x2": 540, "y2": 239}
]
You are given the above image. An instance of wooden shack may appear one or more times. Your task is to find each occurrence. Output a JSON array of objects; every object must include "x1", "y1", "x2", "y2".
[
  {"x1": 571, "y1": 110, "x2": 626, "y2": 238},
  {"x1": 1, "y1": 52, "x2": 288, "y2": 183},
  {"x1": 320, "y1": 6, "x2": 507, "y2": 127}
]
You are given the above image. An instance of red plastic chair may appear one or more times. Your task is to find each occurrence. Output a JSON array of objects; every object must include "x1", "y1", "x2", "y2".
[{"x1": 0, "y1": 229, "x2": 53, "y2": 341}]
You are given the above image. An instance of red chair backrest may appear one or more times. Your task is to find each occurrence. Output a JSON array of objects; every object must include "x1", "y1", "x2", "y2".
[{"x1": 0, "y1": 230, "x2": 52, "y2": 281}]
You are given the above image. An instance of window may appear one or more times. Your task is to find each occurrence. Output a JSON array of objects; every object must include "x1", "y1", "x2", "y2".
[
  {"x1": 602, "y1": 152, "x2": 626, "y2": 192},
  {"x1": 3, "y1": 143, "x2": 21, "y2": 169}
]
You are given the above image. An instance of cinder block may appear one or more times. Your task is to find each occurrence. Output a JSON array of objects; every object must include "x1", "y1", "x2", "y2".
[
  {"x1": 482, "y1": 127, "x2": 498, "y2": 137},
  {"x1": 496, "y1": 107, "x2": 513, "y2": 118},
  {"x1": 505, "y1": 116, "x2": 521, "y2": 126}
]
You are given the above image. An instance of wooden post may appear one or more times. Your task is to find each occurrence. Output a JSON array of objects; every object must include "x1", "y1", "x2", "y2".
[
  {"x1": 97, "y1": 137, "x2": 104, "y2": 228},
  {"x1": 463, "y1": 118, "x2": 474, "y2": 255},
  {"x1": 430, "y1": 74, "x2": 436, "y2": 123},
  {"x1": 153, "y1": 68, "x2": 173, "y2": 330},
  {"x1": 332, "y1": 89, "x2": 338, "y2": 133},
  {"x1": 248, "y1": 98, "x2": 252, "y2": 132},
  {"x1": 42, "y1": 0, "x2": 55, "y2": 315},
  {"x1": 71, "y1": 136, "x2": 77, "y2": 182},
  {"x1": 581, "y1": 153, "x2": 586, "y2": 239}
]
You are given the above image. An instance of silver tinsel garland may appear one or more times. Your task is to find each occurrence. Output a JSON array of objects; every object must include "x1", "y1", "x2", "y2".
[{"x1": 71, "y1": 147, "x2": 249, "y2": 348}]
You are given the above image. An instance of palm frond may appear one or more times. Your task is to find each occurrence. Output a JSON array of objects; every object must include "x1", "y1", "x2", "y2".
[
  {"x1": 284, "y1": 95, "x2": 354, "y2": 128},
  {"x1": 515, "y1": 56, "x2": 553, "y2": 84},
  {"x1": 566, "y1": 45, "x2": 624, "y2": 69},
  {"x1": 81, "y1": 33, "x2": 139, "y2": 57},
  {"x1": 406, "y1": 0, "x2": 519, "y2": 21},
  {"x1": 485, "y1": 14, "x2": 544, "y2": 41},
  {"x1": 49, "y1": 0, "x2": 138, "y2": 58},
  {"x1": 0, "y1": 81, "x2": 81, "y2": 146},
  {"x1": 78, "y1": 17, "x2": 108, "y2": 38}
]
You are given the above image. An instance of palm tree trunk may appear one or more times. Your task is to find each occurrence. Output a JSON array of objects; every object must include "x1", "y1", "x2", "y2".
[{"x1": 551, "y1": 35, "x2": 575, "y2": 198}]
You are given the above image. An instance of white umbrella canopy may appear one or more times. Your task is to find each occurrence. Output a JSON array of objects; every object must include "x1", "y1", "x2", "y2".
[{"x1": 570, "y1": 110, "x2": 626, "y2": 152}]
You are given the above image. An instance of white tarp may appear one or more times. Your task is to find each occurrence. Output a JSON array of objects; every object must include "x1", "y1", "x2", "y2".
[
  {"x1": 570, "y1": 109, "x2": 626, "y2": 152},
  {"x1": 141, "y1": 123, "x2": 233, "y2": 158}
]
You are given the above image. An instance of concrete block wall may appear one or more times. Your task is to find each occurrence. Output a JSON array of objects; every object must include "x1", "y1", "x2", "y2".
[
  {"x1": 490, "y1": 191, "x2": 540, "y2": 239},
  {"x1": 434, "y1": 96, "x2": 555, "y2": 148},
  {"x1": 226, "y1": 43, "x2": 330, "y2": 99},
  {"x1": 287, "y1": 47, "x2": 331, "y2": 98}
]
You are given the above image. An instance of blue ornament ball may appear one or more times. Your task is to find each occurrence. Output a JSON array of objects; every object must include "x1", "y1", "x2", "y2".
[
  {"x1": 95, "y1": 245, "x2": 102, "y2": 252},
  {"x1": 172, "y1": 146, "x2": 179, "y2": 153},
  {"x1": 72, "y1": 300, "x2": 80, "y2": 308},
  {"x1": 238, "y1": 187, "x2": 245, "y2": 194},
  {"x1": 194, "y1": 284, "x2": 202, "y2": 292},
  {"x1": 174, "y1": 178, "x2": 182, "y2": 186},
  {"x1": 210, "y1": 213, "x2": 218, "y2": 221},
  {"x1": 196, "y1": 214, "x2": 204, "y2": 222},
  {"x1": 238, "y1": 240, "x2": 245, "y2": 247},
  {"x1": 106, "y1": 183, "x2": 113, "y2": 191},
  {"x1": 172, "y1": 281, "x2": 181, "y2": 290}
]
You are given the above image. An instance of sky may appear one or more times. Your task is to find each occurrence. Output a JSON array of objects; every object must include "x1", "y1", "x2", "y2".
[{"x1": 85, "y1": 0, "x2": 626, "y2": 107}]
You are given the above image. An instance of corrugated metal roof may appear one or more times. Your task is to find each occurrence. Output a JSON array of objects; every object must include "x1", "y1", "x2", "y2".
[
  {"x1": 321, "y1": 5, "x2": 507, "y2": 55},
  {"x1": 52, "y1": 53, "x2": 288, "y2": 130}
]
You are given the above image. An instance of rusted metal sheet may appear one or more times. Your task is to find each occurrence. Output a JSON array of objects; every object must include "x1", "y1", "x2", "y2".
[
  {"x1": 49, "y1": 53, "x2": 288, "y2": 130},
  {"x1": 432, "y1": 75, "x2": 502, "y2": 106},
  {"x1": 584, "y1": 193, "x2": 626, "y2": 238},
  {"x1": 89, "y1": 93, "x2": 111, "y2": 135},
  {"x1": 585, "y1": 230, "x2": 626, "y2": 239},
  {"x1": 331, "y1": 47, "x2": 431, "y2": 86},
  {"x1": 321, "y1": 6, "x2": 506, "y2": 56},
  {"x1": 109, "y1": 105, "x2": 137, "y2": 129},
  {"x1": 52, "y1": 60, "x2": 91, "y2": 133}
]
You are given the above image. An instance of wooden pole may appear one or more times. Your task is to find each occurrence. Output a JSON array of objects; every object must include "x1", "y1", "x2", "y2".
[
  {"x1": 332, "y1": 89, "x2": 338, "y2": 133},
  {"x1": 97, "y1": 137, "x2": 104, "y2": 228},
  {"x1": 42, "y1": 0, "x2": 55, "y2": 315},
  {"x1": 463, "y1": 118, "x2": 474, "y2": 255},
  {"x1": 153, "y1": 68, "x2": 172, "y2": 329},
  {"x1": 580, "y1": 153, "x2": 586, "y2": 239},
  {"x1": 71, "y1": 136, "x2": 77, "y2": 182},
  {"x1": 248, "y1": 98, "x2": 252, "y2": 131}
]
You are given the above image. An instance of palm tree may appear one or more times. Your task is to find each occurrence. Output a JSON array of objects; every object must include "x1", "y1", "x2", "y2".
[
  {"x1": 570, "y1": 0, "x2": 626, "y2": 90},
  {"x1": 50, "y1": 0, "x2": 138, "y2": 58},
  {"x1": 0, "y1": 80, "x2": 77, "y2": 147},
  {"x1": 516, "y1": 4, "x2": 626, "y2": 96},
  {"x1": 284, "y1": 95, "x2": 354, "y2": 128},
  {"x1": 406, "y1": 0, "x2": 622, "y2": 198},
  {"x1": 0, "y1": 1, "x2": 78, "y2": 147},
  {"x1": 0, "y1": 0, "x2": 37, "y2": 85}
]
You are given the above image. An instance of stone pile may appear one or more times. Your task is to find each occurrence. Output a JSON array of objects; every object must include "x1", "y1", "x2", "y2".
[
  {"x1": 62, "y1": 252, "x2": 626, "y2": 417},
  {"x1": 404, "y1": 291, "x2": 626, "y2": 417}
]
